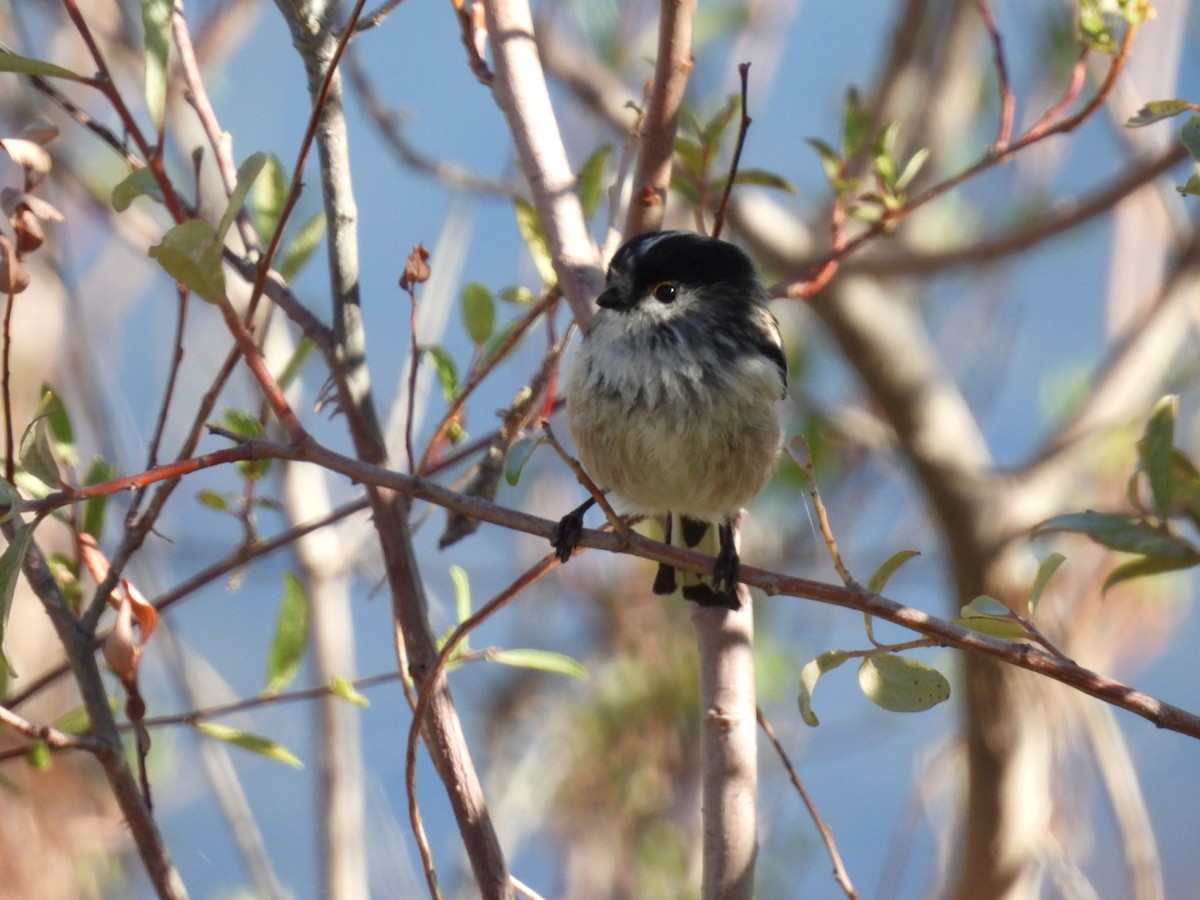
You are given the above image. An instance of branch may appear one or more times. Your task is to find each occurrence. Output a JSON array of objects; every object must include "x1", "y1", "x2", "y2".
[
  {"x1": 623, "y1": 0, "x2": 696, "y2": 236},
  {"x1": 129, "y1": 434, "x2": 1200, "y2": 741},
  {"x1": 694, "y1": 593, "x2": 757, "y2": 900},
  {"x1": 483, "y1": 0, "x2": 603, "y2": 327},
  {"x1": 757, "y1": 708, "x2": 857, "y2": 898},
  {"x1": 271, "y1": 1, "x2": 510, "y2": 895}
]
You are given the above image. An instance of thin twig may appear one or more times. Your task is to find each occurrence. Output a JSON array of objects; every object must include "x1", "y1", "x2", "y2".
[
  {"x1": 757, "y1": 707, "x2": 857, "y2": 898},
  {"x1": 711, "y1": 62, "x2": 752, "y2": 241},
  {"x1": 416, "y1": 288, "x2": 561, "y2": 475},
  {"x1": 405, "y1": 553, "x2": 561, "y2": 900},
  {"x1": 541, "y1": 418, "x2": 628, "y2": 540},
  {"x1": 2, "y1": 284, "x2": 14, "y2": 485},
  {"x1": 787, "y1": 436, "x2": 854, "y2": 586},
  {"x1": 978, "y1": 1, "x2": 1014, "y2": 150},
  {"x1": 130, "y1": 284, "x2": 189, "y2": 519},
  {"x1": 7, "y1": 499, "x2": 368, "y2": 711},
  {"x1": 781, "y1": 21, "x2": 1143, "y2": 297}
]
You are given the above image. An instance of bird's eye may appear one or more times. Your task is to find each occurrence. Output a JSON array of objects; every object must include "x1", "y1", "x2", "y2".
[{"x1": 652, "y1": 282, "x2": 678, "y2": 303}]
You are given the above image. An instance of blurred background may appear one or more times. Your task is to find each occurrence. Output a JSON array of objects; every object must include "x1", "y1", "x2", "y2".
[{"x1": 1, "y1": 0, "x2": 1199, "y2": 897}]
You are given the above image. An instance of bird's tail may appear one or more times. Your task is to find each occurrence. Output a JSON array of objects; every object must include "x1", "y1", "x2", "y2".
[{"x1": 653, "y1": 514, "x2": 739, "y2": 608}]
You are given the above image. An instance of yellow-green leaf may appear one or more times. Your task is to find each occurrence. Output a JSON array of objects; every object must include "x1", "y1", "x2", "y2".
[
  {"x1": 111, "y1": 168, "x2": 164, "y2": 212},
  {"x1": 797, "y1": 649, "x2": 848, "y2": 727},
  {"x1": 278, "y1": 212, "x2": 326, "y2": 282},
  {"x1": 141, "y1": 0, "x2": 172, "y2": 131},
  {"x1": 192, "y1": 722, "x2": 303, "y2": 768},
  {"x1": 857, "y1": 653, "x2": 950, "y2": 713},
  {"x1": 0, "y1": 52, "x2": 84, "y2": 81},
  {"x1": 329, "y1": 676, "x2": 370, "y2": 707},
  {"x1": 1028, "y1": 552, "x2": 1065, "y2": 615},
  {"x1": 265, "y1": 573, "x2": 309, "y2": 694},
  {"x1": 461, "y1": 281, "x2": 495, "y2": 346},
  {"x1": 488, "y1": 648, "x2": 588, "y2": 680},
  {"x1": 513, "y1": 198, "x2": 556, "y2": 287},
  {"x1": 1125, "y1": 99, "x2": 1198, "y2": 127},
  {"x1": 0, "y1": 522, "x2": 34, "y2": 677},
  {"x1": 1139, "y1": 395, "x2": 1177, "y2": 520},
  {"x1": 149, "y1": 218, "x2": 225, "y2": 303}
]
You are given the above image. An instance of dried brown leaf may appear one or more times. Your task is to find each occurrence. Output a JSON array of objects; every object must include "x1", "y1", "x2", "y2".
[
  {"x1": 0, "y1": 236, "x2": 30, "y2": 294},
  {"x1": 399, "y1": 242, "x2": 431, "y2": 291}
]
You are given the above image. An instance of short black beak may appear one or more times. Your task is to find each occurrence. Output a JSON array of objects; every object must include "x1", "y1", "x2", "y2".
[{"x1": 596, "y1": 286, "x2": 631, "y2": 311}]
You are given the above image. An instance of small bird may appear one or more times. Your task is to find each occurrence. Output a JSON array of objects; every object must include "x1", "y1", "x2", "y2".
[{"x1": 551, "y1": 230, "x2": 787, "y2": 608}]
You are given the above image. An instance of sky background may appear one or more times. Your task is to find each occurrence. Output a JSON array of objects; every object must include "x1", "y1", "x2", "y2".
[{"x1": 7, "y1": 0, "x2": 1200, "y2": 897}]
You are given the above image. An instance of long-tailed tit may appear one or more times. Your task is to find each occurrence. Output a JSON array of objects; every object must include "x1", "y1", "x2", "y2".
[{"x1": 551, "y1": 230, "x2": 787, "y2": 609}]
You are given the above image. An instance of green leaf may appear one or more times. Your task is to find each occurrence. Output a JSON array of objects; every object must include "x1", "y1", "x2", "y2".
[
  {"x1": 461, "y1": 282, "x2": 495, "y2": 346},
  {"x1": 1180, "y1": 172, "x2": 1200, "y2": 197},
  {"x1": 252, "y1": 154, "x2": 287, "y2": 240},
  {"x1": 216, "y1": 153, "x2": 267, "y2": 244},
  {"x1": 1036, "y1": 511, "x2": 1199, "y2": 559},
  {"x1": 895, "y1": 147, "x2": 930, "y2": 190},
  {"x1": 797, "y1": 649, "x2": 849, "y2": 727},
  {"x1": 867, "y1": 549, "x2": 920, "y2": 594},
  {"x1": 111, "y1": 168, "x2": 164, "y2": 212},
  {"x1": 192, "y1": 721, "x2": 303, "y2": 768},
  {"x1": 513, "y1": 198, "x2": 556, "y2": 287},
  {"x1": 674, "y1": 136, "x2": 705, "y2": 178},
  {"x1": 960, "y1": 595, "x2": 1011, "y2": 617},
  {"x1": 0, "y1": 52, "x2": 84, "y2": 81},
  {"x1": 1139, "y1": 395, "x2": 1177, "y2": 520},
  {"x1": 148, "y1": 218, "x2": 225, "y2": 303},
  {"x1": 0, "y1": 521, "x2": 34, "y2": 677},
  {"x1": 489, "y1": 648, "x2": 588, "y2": 680},
  {"x1": 841, "y1": 87, "x2": 870, "y2": 157},
  {"x1": 141, "y1": 0, "x2": 172, "y2": 131},
  {"x1": 26, "y1": 740, "x2": 51, "y2": 771},
  {"x1": 955, "y1": 596, "x2": 1030, "y2": 640},
  {"x1": 577, "y1": 144, "x2": 612, "y2": 219},
  {"x1": 278, "y1": 212, "x2": 326, "y2": 282},
  {"x1": 265, "y1": 572, "x2": 309, "y2": 694},
  {"x1": 80, "y1": 457, "x2": 115, "y2": 539},
  {"x1": 1102, "y1": 553, "x2": 1200, "y2": 593},
  {"x1": 329, "y1": 676, "x2": 370, "y2": 707},
  {"x1": 449, "y1": 565, "x2": 471, "y2": 626},
  {"x1": 37, "y1": 384, "x2": 75, "y2": 465},
  {"x1": 857, "y1": 653, "x2": 950, "y2": 713},
  {"x1": 19, "y1": 416, "x2": 60, "y2": 489},
  {"x1": 195, "y1": 489, "x2": 230, "y2": 512},
  {"x1": 731, "y1": 168, "x2": 797, "y2": 193},
  {"x1": 222, "y1": 408, "x2": 265, "y2": 440},
  {"x1": 0, "y1": 480, "x2": 19, "y2": 524},
  {"x1": 1126, "y1": 99, "x2": 1198, "y2": 127},
  {"x1": 422, "y1": 345, "x2": 459, "y2": 402},
  {"x1": 505, "y1": 435, "x2": 545, "y2": 486},
  {"x1": 807, "y1": 138, "x2": 843, "y2": 185},
  {"x1": 1169, "y1": 450, "x2": 1200, "y2": 525},
  {"x1": 1028, "y1": 552, "x2": 1066, "y2": 615},
  {"x1": 1180, "y1": 115, "x2": 1200, "y2": 163},
  {"x1": 498, "y1": 286, "x2": 535, "y2": 305},
  {"x1": 53, "y1": 705, "x2": 91, "y2": 735},
  {"x1": 702, "y1": 95, "x2": 740, "y2": 148},
  {"x1": 222, "y1": 408, "x2": 270, "y2": 481}
]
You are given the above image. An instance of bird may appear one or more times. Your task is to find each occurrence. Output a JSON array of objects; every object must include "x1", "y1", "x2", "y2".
[{"x1": 551, "y1": 230, "x2": 787, "y2": 609}]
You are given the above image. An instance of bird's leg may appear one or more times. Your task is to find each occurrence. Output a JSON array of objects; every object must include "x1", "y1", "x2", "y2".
[
  {"x1": 712, "y1": 519, "x2": 740, "y2": 597},
  {"x1": 652, "y1": 514, "x2": 677, "y2": 594},
  {"x1": 551, "y1": 497, "x2": 595, "y2": 563}
]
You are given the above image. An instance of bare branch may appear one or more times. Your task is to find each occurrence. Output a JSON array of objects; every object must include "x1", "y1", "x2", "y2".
[
  {"x1": 483, "y1": 0, "x2": 603, "y2": 327},
  {"x1": 624, "y1": 0, "x2": 696, "y2": 236}
]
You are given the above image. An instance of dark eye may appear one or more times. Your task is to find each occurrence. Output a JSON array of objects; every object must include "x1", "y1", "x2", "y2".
[{"x1": 652, "y1": 282, "x2": 678, "y2": 303}]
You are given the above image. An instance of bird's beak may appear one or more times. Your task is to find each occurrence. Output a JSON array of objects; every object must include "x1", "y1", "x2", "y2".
[{"x1": 596, "y1": 285, "x2": 631, "y2": 311}]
